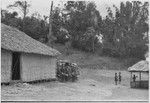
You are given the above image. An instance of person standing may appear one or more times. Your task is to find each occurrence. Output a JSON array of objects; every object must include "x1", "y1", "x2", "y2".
[
  {"x1": 118, "y1": 72, "x2": 121, "y2": 84},
  {"x1": 115, "y1": 73, "x2": 118, "y2": 85},
  {"x1": 133, "y1": 75, "x2": 137, "y2": 82}
]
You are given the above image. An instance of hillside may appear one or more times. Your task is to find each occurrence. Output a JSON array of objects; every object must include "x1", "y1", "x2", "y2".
[{"x1": 50, "y1": 43, "x2": 141, "y2": 70}]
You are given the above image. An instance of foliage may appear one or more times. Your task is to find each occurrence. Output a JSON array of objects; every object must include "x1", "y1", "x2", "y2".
[
  {"x1": 56, "y1": 60, "x2": 80, "y2": 82},
  {"x1": 23, "y1": 16, "x2": 49, "y2": 40},
  {"x1": 101, "y1": 1, "x2": 149, "y2": 59},
  {"x1": 1, "y1": 9, "x2": 49, "y2": 42},
  {"x1": 7, "y1": 1, "x2": 30, "y2": 19},
  {"x1": 1, "y1": 10, "x2": 20, "y2": 27},
  {"x1": 52, "y1": 7, "x2": 70, "y2": 44},
  {"x1": 60, "y1": 1, "x2": 102, "y2": 52}
]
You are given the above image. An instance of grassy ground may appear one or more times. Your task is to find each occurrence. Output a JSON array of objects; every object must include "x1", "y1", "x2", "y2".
[
  {"x1": 54, "y1": 43, "x2": 140, "y2": 70},
  {"x1": 1, "y1": 44, "x2": 148, "y2": 101}
]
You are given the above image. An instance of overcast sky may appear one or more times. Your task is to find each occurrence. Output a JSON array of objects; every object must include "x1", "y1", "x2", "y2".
[{"x1": 1, "y1": 0, "x2": 148, "y2": 18}]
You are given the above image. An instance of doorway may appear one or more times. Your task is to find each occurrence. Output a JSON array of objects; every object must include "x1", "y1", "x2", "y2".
[{"x1": 12, "y1": 52, "x2": 21, "y2": 80}]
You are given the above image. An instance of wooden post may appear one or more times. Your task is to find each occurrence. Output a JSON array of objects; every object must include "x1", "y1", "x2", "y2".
[
  {"x1": 130, "y1": 72, "x2": 132, "y2": 81},
  {"x1": 130, "y1": 72, "x2": 132, "y2": 87},
  {"x1": 139, "y1": 72, "x2": 141, "y2": 81},
  {"x1": 139, "y1": 72, "x2": 141, "y2": 87}
]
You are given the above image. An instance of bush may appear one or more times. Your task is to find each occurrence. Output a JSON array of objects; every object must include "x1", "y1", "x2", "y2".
[
  {"x1": 102, "y1": 47, "x2": 120, "y2": 57},
  {"x1": 56, "y1": 60, "x2": 80, "y2": 82}
]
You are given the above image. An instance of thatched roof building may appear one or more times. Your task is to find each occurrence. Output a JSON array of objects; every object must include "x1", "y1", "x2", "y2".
[
  {"x1": 128, "y1": 60, "x2": 149, "y2": 72},
  {"x1": 128, "y1": 60, "x2": 149, "y2": 88},
  {"x1": 1, "y1": 23, "x2": 60, "y2": 83}
]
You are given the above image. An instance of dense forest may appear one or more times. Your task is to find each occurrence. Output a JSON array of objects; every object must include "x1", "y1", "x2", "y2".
[{"x1": 1, "y1": 1, "x2": 149, "y2": 59}]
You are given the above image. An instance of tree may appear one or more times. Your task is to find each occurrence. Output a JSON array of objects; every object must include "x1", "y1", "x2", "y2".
[
  {"x1": 7, "y1": 1, "x2": 31, "y2": 32},
  {"x1": 117, "y1": 1, "x2": 148, "y2": 58},
  {"x1": 101, "y1": 1, "x2": 149, "y2": 58},
  {"x1": 48, "y1": 1, "x2": 54, "y2": 44},
  {"x1": 22, "y1": 13, "x2": 49, "y2": 41},
  {"x1": 1, "y1": 10, "x2": 22, "y2": 28},
  {"x1": 59, "y1": 1, "x2": 102, "y2": 52},
  {"x1": 86, "y1": 2, "x2": 100, "y2": 52},
  {"x1": 1, "y1": 9, "x2": 49, "y2": 43},
  {"x1": 7, "y1": 1, "x2": 30, "y2": 19}
]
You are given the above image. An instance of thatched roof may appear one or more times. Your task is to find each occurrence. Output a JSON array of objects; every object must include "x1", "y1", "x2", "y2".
[
  {"x1": 145, "y1": 51, "x2": 149, "y2": 61},
  {"x1": 1, "y1": 23, "x2": 60, "y2": 56},
  {"x1": 128, "y1": 60, "x2": 149, "y2": 72}
]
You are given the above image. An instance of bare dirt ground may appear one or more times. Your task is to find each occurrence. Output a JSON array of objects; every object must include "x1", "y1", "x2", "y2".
[
  {"x1": 2, "y1": 69, "x2": 148, "y2": 101},
  {"x1": 1, "y1": 45, "x2": 149, "y2": 101}
]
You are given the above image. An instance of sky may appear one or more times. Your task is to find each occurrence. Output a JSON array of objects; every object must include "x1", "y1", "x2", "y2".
[{"x1": 1, "y1": 0, "x2": 148, "y2": 18}]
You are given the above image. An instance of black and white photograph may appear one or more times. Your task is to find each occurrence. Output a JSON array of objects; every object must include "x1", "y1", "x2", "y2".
[{"x1": 1, "y1": 0, "x2": 149, "y2": 102}]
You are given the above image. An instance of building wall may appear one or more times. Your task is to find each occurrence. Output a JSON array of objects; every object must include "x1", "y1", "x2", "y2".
[
  {"x1": 21, "y1": 53, "x2": 56, "y2": 82},
  {"x1": 1, "y1": 49, "x2": 12, "y2": 83}
]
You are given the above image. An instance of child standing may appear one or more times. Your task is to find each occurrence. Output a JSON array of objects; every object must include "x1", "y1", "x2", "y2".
[
  {"x1": 115, "y1": 73, "x2": 118, "y2": 85},
  {"x1": 118, "y1": 72, "x2": 121, "y2": 84}
]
